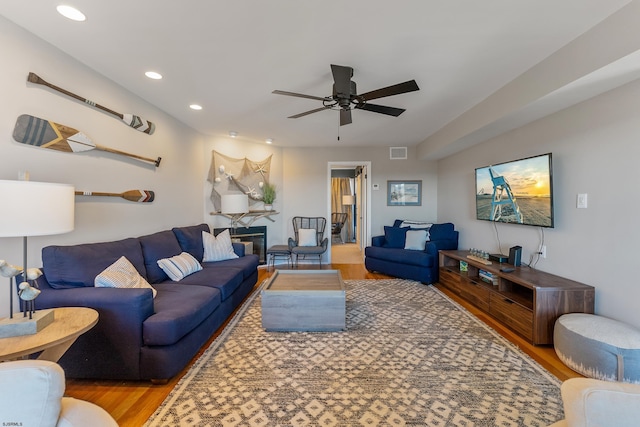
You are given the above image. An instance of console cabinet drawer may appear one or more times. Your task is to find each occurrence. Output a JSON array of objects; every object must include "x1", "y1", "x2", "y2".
[
  {"x1": 440, "y1": 268, "x2": 490, "y2": 312},
  {"x1": 489, "y1": 293, "x2": 533, "y2": 340}
]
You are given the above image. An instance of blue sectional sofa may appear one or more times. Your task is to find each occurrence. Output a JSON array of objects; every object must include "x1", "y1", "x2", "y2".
[
  {"x1": 365, "y1": 220, "x2": 458, "y2": 284},
  {"x1": 31, "y1": 223, "x2": 258, "y2": 382}
]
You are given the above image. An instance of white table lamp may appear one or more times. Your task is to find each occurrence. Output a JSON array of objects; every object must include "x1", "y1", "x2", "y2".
[
  {"x1": 221, "y1": 193, "x2": 249, "y2": 214},
  {"x1": 0, "y1": 180, "x2": 75, "y2": 337},
  {"x1": 221, "y1": 193, "x2": 249, "y2": 229}
]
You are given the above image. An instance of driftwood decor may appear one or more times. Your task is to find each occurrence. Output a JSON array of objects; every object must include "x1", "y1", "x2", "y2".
[
  {"x1": 27, "y1": 72, "x2": 155, "y2": 135},
  {"x1": 13, "y1": 114, "x2": 161, "y2": 167},
  {"x1": 207, "y1": 150, "x2": 272, "y2": 212}
]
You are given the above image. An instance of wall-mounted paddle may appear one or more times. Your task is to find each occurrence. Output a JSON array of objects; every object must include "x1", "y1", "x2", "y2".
[
  {"x1": 75, "y1": 189, "x2": 155, "y2": 203},
  {"x1": 27, "y1": 72, "x2": 155, "y2": 135},
  {"x1": 13, "y1": 115, "x2": 161, "y2": 167}
]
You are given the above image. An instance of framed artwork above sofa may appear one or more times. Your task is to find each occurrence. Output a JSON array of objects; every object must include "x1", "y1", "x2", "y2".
[{"x1": 387, "y1": 180, "x2": 422, "y2": 206}]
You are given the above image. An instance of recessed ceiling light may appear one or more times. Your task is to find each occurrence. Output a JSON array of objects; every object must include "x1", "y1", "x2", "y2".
[
  {"x1": 229, "y1": 131, "x2": 238, "y2": 138},
  {"x1": 266, "y1": 138, "x2": 273, "y2": 144},
  {"x1": 56, "y1": 5, "x2": 86, "y2": 21},
  {"x1": 189, "y1": 104, "x2": 203, "y2": 111},
  {"x1": 145, "y1": 71, "x2": 163, "y2": 80}
]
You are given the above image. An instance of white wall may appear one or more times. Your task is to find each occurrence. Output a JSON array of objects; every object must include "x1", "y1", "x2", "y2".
[
  {"x1": 0, "y1": 17, "x2": 204, "y2": 317},
  {"x1": 437, "y1": 78, "x2": 640, "y2": 328},
  {"x1": 283, "y1": 146, "x2": 438, "y2": 262}
]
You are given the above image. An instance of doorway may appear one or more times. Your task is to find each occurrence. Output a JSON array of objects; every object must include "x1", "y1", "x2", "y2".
[{"x1": 328, "y1": 161, "x2": 371, "y2": 264}]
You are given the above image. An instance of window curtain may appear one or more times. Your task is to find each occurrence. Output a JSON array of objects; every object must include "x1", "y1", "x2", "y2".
[{"x1": 331, "y1": 178, "x2": 353, "y2": 242}]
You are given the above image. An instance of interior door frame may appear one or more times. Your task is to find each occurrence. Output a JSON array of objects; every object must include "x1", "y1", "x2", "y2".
[{"x1": 327, "y1": 161, "x2": 372, "y2": 263}]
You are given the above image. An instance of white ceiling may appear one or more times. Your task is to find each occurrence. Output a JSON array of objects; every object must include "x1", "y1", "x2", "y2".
[{"x1": 0, "y1": 1, "x2": 633, "y2": 149}]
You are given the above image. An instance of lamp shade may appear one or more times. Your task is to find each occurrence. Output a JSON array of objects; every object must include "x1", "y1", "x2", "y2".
[
  {"x1": 0, "y1": 180, "x2": 75, "y2": 237},
  {"x1": 221, "y1": 193, "x2": 249, "y2": 214},
  {"x1": 342, "y1": 195, "x2": 355, "y2": 205}
]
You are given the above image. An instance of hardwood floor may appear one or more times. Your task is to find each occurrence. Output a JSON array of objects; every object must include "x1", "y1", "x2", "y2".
[{"x1": 64, "y1": 263, "x2": 580, "y2": 426}]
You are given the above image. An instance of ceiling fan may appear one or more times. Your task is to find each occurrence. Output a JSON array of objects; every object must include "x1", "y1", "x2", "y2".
[{"x1": 273, "y1": 64, "x2": 419, "y2": 126}]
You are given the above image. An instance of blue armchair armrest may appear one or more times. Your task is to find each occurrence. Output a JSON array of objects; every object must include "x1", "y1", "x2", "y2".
[{"x1": 371, "y1": 235, "x2": 386, "y2": 247}]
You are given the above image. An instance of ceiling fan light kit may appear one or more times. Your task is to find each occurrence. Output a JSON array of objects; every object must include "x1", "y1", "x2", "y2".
[{"x1": 273, "y1": 64, "x2": 419, "y2": 127}]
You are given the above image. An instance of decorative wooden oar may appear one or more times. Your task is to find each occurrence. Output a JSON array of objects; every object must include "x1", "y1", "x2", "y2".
[
  {"x1": 13, "y1": 114, "x2": 162, "y2": 167},
  {"x1": 75, "y1": 189, "x2": 155, "y2": 203},
  {"x1": 27, "y1": 72, "x2": 155, "y2": 135}
]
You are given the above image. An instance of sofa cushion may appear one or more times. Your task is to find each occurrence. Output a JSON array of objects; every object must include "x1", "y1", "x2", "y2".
[
  {"x1": 202, "y1": 254, "x2": 259, "y2": 280},
  {"x1": 139, "y1": 230, "x2": 183, "y2": 284},
  {"x1": 172, "y1": 223, "x2": 210, "y2": 261},
  {"x1": 143, "y1": 283, "x2": 222, "y2": 346},
  {"x1": 383, "y1": 226, "x2": 409, "y2": 248},
  {"x1": 165, "y1": 267, "x2": 244, "y2": 301},
  {"x1": 203, "y1": 230, "x2": 238, "y2": 262},
  {"x1": 157, "y1": 252, "x2": 202, "y2": 281},
  {"x1": 95, "y1": 255, "x2": 157, "y2": 297},
  {"x1": 365, "y1": 245, "x2": 434, "y2": 268},
  {"x1": 404, "y1": 229, "x2": 428, "y2": 250},
  {"x1": 429, "y1": 223, "x2": 455, "y2": 240},
  {"x1": 42, "y1": 238, "x2": 145, "y2": 289}
]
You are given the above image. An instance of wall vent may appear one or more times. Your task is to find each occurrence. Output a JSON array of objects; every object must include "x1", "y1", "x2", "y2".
[{"x1": 389, "y1": 147, "x2": 407, "y2": 160}]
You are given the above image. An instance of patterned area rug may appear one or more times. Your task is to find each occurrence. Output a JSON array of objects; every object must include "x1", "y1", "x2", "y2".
[{"x1": 145, "y1": 279, "x2": 563, "y2": 426}]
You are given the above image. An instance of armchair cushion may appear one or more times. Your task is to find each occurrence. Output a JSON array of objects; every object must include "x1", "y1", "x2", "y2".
[
  {"x1": 383, "y1": 226, "x2": 409, "y2": 248},
  {"x1": 0, "y1": 360, "x2": 117, "y2": 427},
  {"x1": 404, "y1": 229, "x2": 428, "y2": 250},
  {"x1": 550, "y1": 377, "x2": 640, "y2": 427},
  {"x1": 298, "y1": 228, "x2": 318, "y2": 246}
]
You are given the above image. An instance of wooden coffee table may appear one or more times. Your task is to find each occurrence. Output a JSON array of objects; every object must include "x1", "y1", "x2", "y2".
[
  {"x1": 261, "y1": 270, "x2": 346, "y2": 331},
  {"x1": 0, "y1": 307, "x2": 98, "y2": 362}
]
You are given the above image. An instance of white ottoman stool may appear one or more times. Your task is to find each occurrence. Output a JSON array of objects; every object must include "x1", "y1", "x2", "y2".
[{"x1": 554, "y1": 313, "x2": 640, "y2": 384}]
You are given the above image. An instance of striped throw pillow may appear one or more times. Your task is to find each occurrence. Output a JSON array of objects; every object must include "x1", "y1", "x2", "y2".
[
  {"x1": 157, "y1": 252, "x2": 202, "y2": 281},
  {"x1": 202, "y1": 230, "x2": 239, "y2": 262},
  {"x1": 95, "y1": 256, "x2": 157, "y2": 297}
]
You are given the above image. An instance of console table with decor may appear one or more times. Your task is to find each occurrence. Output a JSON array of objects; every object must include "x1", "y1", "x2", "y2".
[
  {"x1": 210, "y1": 210, "x2": 279, "y2": 228},
  {"x1": 438, "y1": 250, "x2": 595, "y2": 345}
]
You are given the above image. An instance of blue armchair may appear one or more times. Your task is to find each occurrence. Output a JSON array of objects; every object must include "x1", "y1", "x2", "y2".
[{"x1": 365, "y1": 220, "x2": 458, "y2": 284}]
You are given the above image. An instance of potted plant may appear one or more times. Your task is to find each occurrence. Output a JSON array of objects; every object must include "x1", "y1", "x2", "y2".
[{"x1": 262, "y1": 182, "x2": 276, "y2": 210}]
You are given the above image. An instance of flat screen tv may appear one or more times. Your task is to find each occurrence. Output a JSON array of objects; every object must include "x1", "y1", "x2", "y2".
[{"x1": 475, "y1": 153, "x2": 554, "y2": 228}]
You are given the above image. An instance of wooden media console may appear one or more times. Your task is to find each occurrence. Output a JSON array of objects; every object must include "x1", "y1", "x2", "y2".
[{"x1": 438, "y1": 250, "x2": 595, "y2": 345}]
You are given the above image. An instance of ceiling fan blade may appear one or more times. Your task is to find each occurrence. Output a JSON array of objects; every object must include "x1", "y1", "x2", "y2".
[
  {"x1": 272, "y1": 90, "x2": 327, "y2": 102},
  {"x1": 331, "y1": 64, "x2": 354, "y2": 96},
  {"x1": 340, "y1": 109, "x2": 352, "y2": 126},
  {"x1": 288, "y1": 106, "x2": 330, "y2": 119},
  {"x1": 356, "y1": 103, "x2": 406, "y2": 117},
  {"x1": 359, "y1": 80, "x2": 419, "y2": 101}
]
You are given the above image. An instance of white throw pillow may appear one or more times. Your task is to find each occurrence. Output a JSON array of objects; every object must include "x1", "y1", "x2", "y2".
[
  {"x1": 202, "y1": 229, "x2": 239, "y2": 262},
  {"x1": 95, "y1": 256, "x2": 157, "y2": 297},
  {"x1": 298, "y1": 228, "x2": 317, "y2": 246},
  {"x1": 157, "y1": 252, "x2": 202, "y2": 281},
  {"x1": 404, "y1": 229, "x2": 428, "y2": 251},
  {"x1": 400, "y1": 220, "x2": 433, "y2": 229}
]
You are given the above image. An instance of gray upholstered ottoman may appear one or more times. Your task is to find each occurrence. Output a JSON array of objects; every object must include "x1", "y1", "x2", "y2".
[{"x1": 554, "y1": 313, "x2": 640, "y2": 384}]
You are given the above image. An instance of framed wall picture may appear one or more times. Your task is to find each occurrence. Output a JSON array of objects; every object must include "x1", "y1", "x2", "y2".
[{"x1": 387, "y1": 180, "x2": 422, "y2": 206}]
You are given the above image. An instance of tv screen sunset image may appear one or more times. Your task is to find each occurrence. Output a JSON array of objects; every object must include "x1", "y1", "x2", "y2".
[{"x1": 475, "y1": 154, "x2": 554, "y2": 228}]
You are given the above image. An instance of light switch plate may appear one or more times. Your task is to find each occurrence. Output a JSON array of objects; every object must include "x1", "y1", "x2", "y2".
[{"x1": 577, "y1": 193, "x2": 588, "y2": 209}]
